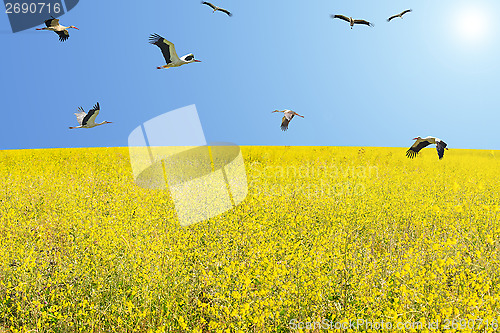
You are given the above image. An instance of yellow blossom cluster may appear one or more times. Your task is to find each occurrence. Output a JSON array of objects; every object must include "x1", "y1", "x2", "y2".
[{"x1": 0, "y1": 146, "x2": 499, "y2": 332}]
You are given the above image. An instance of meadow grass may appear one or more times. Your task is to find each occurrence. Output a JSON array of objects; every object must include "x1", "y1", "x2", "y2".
[{"x1": 0, "y1": 146, "x2": 499, "y2": 332}]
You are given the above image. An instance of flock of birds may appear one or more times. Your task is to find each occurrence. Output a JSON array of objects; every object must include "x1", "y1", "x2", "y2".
[
  {"x1": 329, "y1": 9, "x2": 413, "y2": 29},
  {"x1": 35, "y1": 5, "x2": 448, "y2": 160}
]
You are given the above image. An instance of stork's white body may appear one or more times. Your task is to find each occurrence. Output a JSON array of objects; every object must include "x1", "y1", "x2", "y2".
[
  {"x1": 167, "y1": 55, "x2": 195, "y2": 68},
  {"x1": 42, "y1": 24, "x2": 68, "y2": 32},
  {"x1": 73, "y1": 110, "x2": 100, "y2": 128},
  {"x1": 283, "y1": 110, "x2": 296, "y2": 119}
]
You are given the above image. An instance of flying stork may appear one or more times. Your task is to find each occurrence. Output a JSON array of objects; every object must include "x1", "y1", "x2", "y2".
[
  {"x1": 406, "y1": 136, "x2": 448, "y2": 159},
  {"x1": 69, "y1": 102, "x2": 112, "y2": 129},
  {"x1": 387, "y1": 9, "x2": 412, "y2": 22},
  {"x1": 202, "y1": 2, "x2": 232, "y2": 16},
  {"x1": 272, "y1": 110, "x2": 304, "y2": 131},
  {"x1": 330, "y1": 15, "x2": 374, "y2": 29},
  {"x1": 149, "y1": 33, "x2": 201, "y2": 69},
  {"x1": 36, "y1": 16, "x2": 78, "y2": 42}
]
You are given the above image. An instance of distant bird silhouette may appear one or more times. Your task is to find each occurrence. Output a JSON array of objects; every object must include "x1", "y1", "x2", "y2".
[
  {"x1": 272, "y1": 110, "x2": 304, "y2": 131},
  {"x1": 36, "y1": 16, "x2": 78, "y2": 42},
  {"x1": 149, "y1": 33, "x2": 201, "y2": 69},
  {"x1": 69, "y1": 102, "x2": 112, "y2": 129},
  {"x1": 202, "y1": 2, "x2": 232, "y2": 16},
  {"x1": 406, "y1": 136, "x2": 448, "y2": 159},
  {"x1": 331, "y1": 14, "x2": 374, "y2": 29},
  {"x1": 387, "y1": 9, "x2": 412, "y2": 22}
]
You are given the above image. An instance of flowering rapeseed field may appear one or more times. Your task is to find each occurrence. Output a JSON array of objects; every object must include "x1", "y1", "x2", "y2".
[{"x1": 0, "y1": 146, "x2": 499, "y2": 332}]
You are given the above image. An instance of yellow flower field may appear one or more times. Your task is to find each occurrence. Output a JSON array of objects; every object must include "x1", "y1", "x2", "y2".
[{"x1": 0, "y1": 146, "x2": 499, "y2": 332}]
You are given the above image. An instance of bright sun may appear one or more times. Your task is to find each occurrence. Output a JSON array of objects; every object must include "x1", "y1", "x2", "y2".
[{"x1": 453, "y1": 5, "x2": 490, "y2": 44}]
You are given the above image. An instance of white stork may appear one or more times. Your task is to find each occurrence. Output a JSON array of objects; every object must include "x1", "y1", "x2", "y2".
[
  {"x1": 202, "y1": 2, "x2": 232, "y2": 16},
  {"x1": 272, "y1": 110, "x2": 304, "y2": 131},
  {"x1": 69, "y1": 102, "x2": 112, "y2": 129},
  {"x1": 149, "y1": 33, "x2": 201, "y2": 69},
  {"x1": 36, "y1": 16, "x2": 78, "y2": 42},
  {"x1": 387, "y1": 9, "x2": 412, "y2": 22},
  {"x1": 330, "y1": 15, "x2": 374, "y2": 29},
  {"x1": 406, "y1": 136, "x2": 448, "y2": 159}
]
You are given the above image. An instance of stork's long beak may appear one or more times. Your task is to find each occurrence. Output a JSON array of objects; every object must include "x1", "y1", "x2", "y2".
[
  {"x1": 412, "y1": 137, "x2": 418, "y2": 140},
  {"x1": 194, "y1": 60, "x2": 201, "y2": 62}
]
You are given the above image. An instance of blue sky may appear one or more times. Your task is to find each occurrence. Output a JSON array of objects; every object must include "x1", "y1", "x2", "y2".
[{"x1": 1, "y1": 0, "x2": 499, "y2": 150}]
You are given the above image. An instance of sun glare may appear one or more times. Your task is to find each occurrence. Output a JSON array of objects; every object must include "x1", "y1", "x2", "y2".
[{"x1": 453, "y1": 5, "x2": 490, "y2": 45}]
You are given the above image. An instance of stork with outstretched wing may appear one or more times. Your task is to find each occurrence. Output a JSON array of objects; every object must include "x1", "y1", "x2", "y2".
[
  {"x1": 36, "y1": 16, "x2": 78, "y2": 42},
  {"x1": 406, "y1": 136, "x2": 448, "y2": 159},
  {"x1": 331, "y1": 14, "x2": 374, "y2": 29},
  {"x1": 387, "y1": 9, "x2": 412, "y2": 22},
  {"x1": 202, "y1": 2, "x2": 232, "y2": 16},
  {"x1": 272, "y1": 110, "x2": 304, "y2": 131},
  {"x1": 69, "y1": 102, "x2": 112, "y2": 129},
  {"x1": 149, "y1": 33, "x2": 201, "y2": 69}
]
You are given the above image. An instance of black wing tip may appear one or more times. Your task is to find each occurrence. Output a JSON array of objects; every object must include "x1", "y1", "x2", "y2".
[
  {"x1": 354, "y1": 20, "x2": 374, "y2": 27},
  {"x1": 56, "y1": 30, "x2": 69, "y2": 41},
  {"x1": 149, "y1": 33, "x2": 162, "y2": 43},
  {"x1": 406, "y1": 149, "x2": 418, "y2": 159},
  {"x1": 89, "y1": 102, "x2": 100, "y2": 112},
  {"x1": 437, "y1": 149, "x2": 446, "y2": 159}
]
